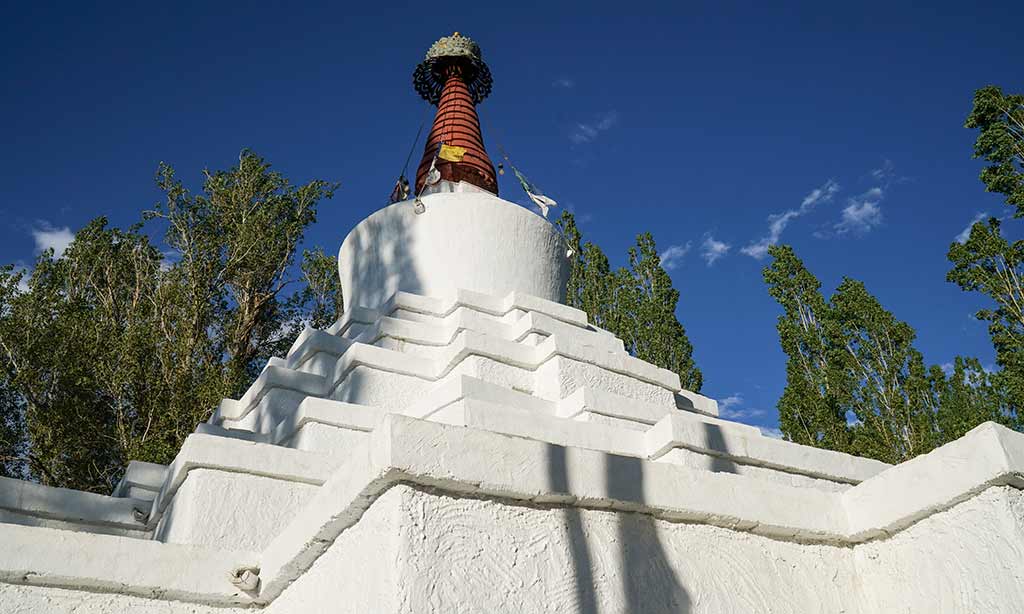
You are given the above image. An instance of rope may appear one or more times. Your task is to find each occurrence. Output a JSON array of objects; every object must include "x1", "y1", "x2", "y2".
[{"x1": 398, "y1": 103, "x2": 433, "y2": 179}]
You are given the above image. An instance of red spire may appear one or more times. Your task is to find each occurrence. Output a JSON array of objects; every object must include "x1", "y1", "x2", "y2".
[{"x1": 415, "y1": 67, "x2": 498, "y2": 195}]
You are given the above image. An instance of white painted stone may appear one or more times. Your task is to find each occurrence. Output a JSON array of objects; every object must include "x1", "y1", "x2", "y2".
[
  {"x1": 0, "y1": 508, "x2": 149, "y2": 538},
  {"x1": 843, "y1": 421, "x2": 1024, "y2": 540},
  {"x1": 3, "y1": 189, "x2": 1023, "y2": 613},
  {"x1": 646, "y1": 412, "x2": 888, "y2": 484},
  {"x1": 395, "y1": 485, "x2": 858, "y2": 614},
  {"x1": 0, "y1": 522, "x2": 258, "y2": 606},
  {"x1": 264, "y1": 487, "x2": 402, "y2": 614},
  {"x1": 283, "y1": 421, "x2": 372, "y2": 456},
  {"x1": 659, "y1": 448, "x2": 853, "y2": 492},
  {"x1": 0, "y1": 583, "x2": 247, "y2": 614},
  {"x1": 338, "y1": 191, "x2": 570, "y2": 309},
  {"x1": 854, "y1": 485, "x2": 1024, "y2": 613},
  {"x1": 0, "y1": 475, "x2": 150, "y2": 533},
  {"x1": 155, "y1": 469, "x2": 317, "y2": 551}
]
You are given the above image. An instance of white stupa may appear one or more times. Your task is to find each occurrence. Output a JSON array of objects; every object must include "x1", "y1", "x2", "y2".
[{"x1": 1, "y1": 33, "x2": 1022, "y2": 614}]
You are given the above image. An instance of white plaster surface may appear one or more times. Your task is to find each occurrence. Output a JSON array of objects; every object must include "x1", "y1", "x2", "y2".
[
  {"x1": 854, "y1": 485, "x2": 1024, "y2": 613},
  {"x1": 265, "y1": 487, "x2": 401, "y2": 614},
  {"x1": 283, "y1": 421, "x2": 371, "y2": 456},
  {"x1": 338, "y1": 191, "x2": 570, "y2": 309},
  {"x1": 659, "y1": 448, "x2": 853, "y2": 492},
  {"x1": 395, "y1": 485, "x2": 858, "y2": 614},
  {"x1": 0, "y1": 583, "x2": 246, "y2": 614},
  {"x1": 155, "y1": 469, "x2": 317, "y2": 550},
  {"x1": 3, "y1": 192, "x2": 1024, "y2": 613}
]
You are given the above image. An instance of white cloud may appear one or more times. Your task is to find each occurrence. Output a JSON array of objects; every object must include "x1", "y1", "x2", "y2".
[
  {"x1": 801, "y1": 179, "x2": 843, "y2": 209},
  {"x1": 741, "y1": 179, "x2": 840, "y2": 259},
  {"x1": 870, "y1": 159, "x2": 895, "y2": 182},
  {"x1": 553, "y1": 78, "x2": 575, "y2": 89},
  {"x1": 700, "y1": 234, "x2": 730, "y2": 266},
  {"x1": 570, "y1": 111, "x2": 618, "y2": 144},
  {"x1": 718, "y1": 393, "x2": 743, "y2": 413},
  {"x1": 955, "y1": 212, "x2": 988, "y2": 244},
  {"x1": 32, "y1": 223, "x2": 74, "y2": 258},
  {"x1": 759, "y1": 427, "x2": 784, "y2": 439},
  {"x1": 835, "y1": 188, "x2": 884, "y2": 235},
  {"x1": 659, "y1": 242, "x2": 691, "y2": 270},
  {"x1": 12, "y1": 265, "x2": 30, "y2": 293},
  {"x1": 716, "y1": 393, "x2": 766, "y2": 421}
]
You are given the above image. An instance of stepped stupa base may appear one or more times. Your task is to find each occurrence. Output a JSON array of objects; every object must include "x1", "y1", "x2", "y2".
[{"x1": 0, "y1": 283, "x2": 1022, "y2": 613}]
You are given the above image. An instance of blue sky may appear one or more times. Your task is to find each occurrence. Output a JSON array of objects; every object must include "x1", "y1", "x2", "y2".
[{"x1": 2, "y1": 2, "x2": 1021, "y2": 435}]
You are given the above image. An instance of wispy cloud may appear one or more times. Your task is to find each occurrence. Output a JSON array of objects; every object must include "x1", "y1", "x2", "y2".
[
  {"x1": 700, "y1": 233, "x2": 730, "y2": 266},
  {"x1": 809, "y1": 161, "x2": 900, "y2": 239},
  {"x1": 717, "y1": 392, "x2": 766, "y2": 421},
  {"x1": 759, "y1": 427, "x2": 784, "y2": 439},
  {"x1": 835, "y1": 187, "x2": 884, "y2": 235},
  {"x1": 955, "y1": 212, "x2": 989, "y2": 244},
  {"x1": 659, "y1": 242, "x2": 691, "y2": 270},
  {"x1": 870, "y1": 159, "x2": 895, "y2": 182},
  {"x1": 741, "y1": 179, "x2": 840, "y2": 259},
  {"x1": 552, "y1": 77, "x2": 575, "y2": 89},
  {"x1": 31, "y1": 222, "x2": 74, "y2": 258},
  {"x1": 718, "y1": 393, "x2": 743, "y2": 414},
  {"x1": 563, "y1": 202, "x2": 593, "y2": 225},
  {"x1": 12, "y1": 264, "x2": 30, "y2": 293},
  {"x1": 570, "y1": 111, "x2": 618, "y2": 144}
]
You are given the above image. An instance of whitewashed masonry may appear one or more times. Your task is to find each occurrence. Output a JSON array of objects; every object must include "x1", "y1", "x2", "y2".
[{"x1": 0, "y1": 184, "x2": 1021, "y2": 613}]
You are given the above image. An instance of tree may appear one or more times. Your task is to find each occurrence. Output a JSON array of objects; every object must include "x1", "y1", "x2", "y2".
[
  {"x1": 947, "y1": 217, "x2": 1024, "y2": 407},
  {"x1": 948, "y1": 86, "x2": 1024, "y2": 409},
  {"x1": 626, "y1": 234, "x2": 702, "y2": 392},
  {"x1": 557, "y1": 212, "x2": 702, "y2": 392},
  {"x1": 763, "y1": 245, "x2": 849, "y2": 452},
  {"x1": 765, "y1": 245, "x2": 1014, "y2": 463},
  {"x1": 148, "y1": 151, "x2": 339, "y2": 392},
  {"x1": 930, "y1": 356, "x2": 1010, "y2": 442},
  {"x1": 965, "y1": 86, "x2": 1024, "y2": 215},
  {"x1": 828, "y1": 278, "x2": 939, "y2": 462},
  {"x1": 0, "y1": 151, "x2": 342, "y2": 492}
]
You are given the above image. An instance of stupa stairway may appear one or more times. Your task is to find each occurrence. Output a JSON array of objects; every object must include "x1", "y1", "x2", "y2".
[{"x1": 110, "y1": 288, "x2": 889, "y2": 554}]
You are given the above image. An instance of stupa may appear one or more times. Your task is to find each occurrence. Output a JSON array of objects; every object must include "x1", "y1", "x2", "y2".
[{"x1": 1, "y1": 33, "x2": 1023, "y2": 614}]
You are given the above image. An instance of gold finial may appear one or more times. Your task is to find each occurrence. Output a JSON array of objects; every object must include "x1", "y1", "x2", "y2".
[{"x1": 453, "y1": 31, "x2": 460, "y2": 36}]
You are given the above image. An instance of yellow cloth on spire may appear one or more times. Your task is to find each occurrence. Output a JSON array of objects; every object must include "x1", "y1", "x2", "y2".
[{"x1": 438, "y1": 144, "x2": 467, "y2": 162}]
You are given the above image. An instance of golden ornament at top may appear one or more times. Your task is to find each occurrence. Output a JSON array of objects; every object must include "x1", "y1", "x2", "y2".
[{"x1": 423, "y1": 32, "x2": 484, "y2": 63}]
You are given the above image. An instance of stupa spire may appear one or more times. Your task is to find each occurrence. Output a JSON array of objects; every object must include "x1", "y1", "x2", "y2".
[{"x1": 413, "y1": 32, "x2": 498, "y2": 195}]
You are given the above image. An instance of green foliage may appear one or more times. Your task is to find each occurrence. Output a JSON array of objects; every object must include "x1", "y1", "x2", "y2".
[
  {"x1": 148, "y1": 150, "x2": 339, "y2": 391},
  {"x1": 947, "y1": 217, "x2": 1024, "y2": 407},
  {"x1": 949, "y1": 86, "x2": 1024, "y2": 415},
  {"x1": 765, "y1": 245, "x2": 1016, "y2": 463},
  {"x1": 0, "y1": 151, "x2": 342, "y2": 492},
  {"x1": 965, "y1": 86, "x2": 1024, "y2": 214},
  {"x1": 557, "y1": 212, "x2": 702, "y2": 392},
  {"x1": 763, "y1": 245, "x2": 848, "y2": 452}
]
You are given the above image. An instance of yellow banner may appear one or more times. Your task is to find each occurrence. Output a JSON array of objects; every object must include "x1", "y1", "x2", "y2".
[{"x1": 438, "y1": 144, "x2": 467, "y2": 162}]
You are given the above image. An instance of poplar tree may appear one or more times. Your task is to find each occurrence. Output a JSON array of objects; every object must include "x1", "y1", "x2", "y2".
[
  {"x1": 765, "y1": 245, "x2": 1014, "y2": 463},
  {"x1": 763, "y1": 245, "x2": 848, "y2": 451},
  {"x1": 557, "y1": 212, "x2": 702, "y2": 392},
  {"x1": 947, "y1": 218, "x2": 1024, "y2": 407},
  {"x1": 0, "y1": 151, "x2": 342, "y2": 492},
  {"x1": 948, "y1": 86, "x2": 1024, "y2": 407},
  {"x1": 964, "y1": 86, "x2": 1024, "y2": 215}
]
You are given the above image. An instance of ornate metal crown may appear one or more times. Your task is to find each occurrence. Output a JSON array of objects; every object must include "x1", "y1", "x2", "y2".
[{"x1": 413, "y1": 32, "x2": 493, "y2": 105}]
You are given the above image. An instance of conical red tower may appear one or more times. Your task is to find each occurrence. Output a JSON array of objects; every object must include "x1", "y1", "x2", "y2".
[{"x1": 413, "y1": 33, "x2": 498, "y2": 196}]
